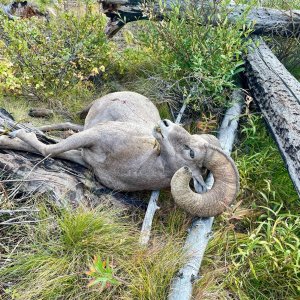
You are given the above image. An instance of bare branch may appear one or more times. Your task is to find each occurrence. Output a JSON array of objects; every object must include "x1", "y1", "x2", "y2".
[{"x1": 168, "y1": 89, "x2": 244, "y2": 300}]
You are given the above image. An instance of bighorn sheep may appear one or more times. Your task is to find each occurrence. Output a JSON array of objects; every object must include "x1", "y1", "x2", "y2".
[{"x1": 0, "y1": 91, "x2": 239, "y2": 217}]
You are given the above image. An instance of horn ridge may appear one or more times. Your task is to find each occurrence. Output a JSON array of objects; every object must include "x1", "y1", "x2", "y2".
[{"x1": 171, "y1": 144, "x2": 239, "y2": 217}]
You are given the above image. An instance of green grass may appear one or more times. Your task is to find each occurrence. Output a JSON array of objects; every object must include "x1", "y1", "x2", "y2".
[
  {"x1": 1, "y1": 1, "x2": 300, "y2": 299},
  {"x1": 192, "y1": 115, "x2": 300, "y2": 299},
  {"x1": 0, "y1": 203, "x2": 185, "y2": 300},
  {"x1": 235, "y1": 115, "x2": 298, "y2": 209}
]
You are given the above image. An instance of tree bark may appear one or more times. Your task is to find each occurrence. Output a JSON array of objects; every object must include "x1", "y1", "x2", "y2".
[
  {"x1": 0, "y1": 149, "x2": 99, "y2": 206},
  {"x1": 245, "y1": 36, "x2": 300, "y2": 198},
  {"x1": 101, "y1": 0, "x2": 300, "y2": 38}
]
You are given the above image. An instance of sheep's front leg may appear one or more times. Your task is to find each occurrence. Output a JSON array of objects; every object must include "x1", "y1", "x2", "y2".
[{"x1": 38, "y1": 122, "x2": 84, "y2": 133}]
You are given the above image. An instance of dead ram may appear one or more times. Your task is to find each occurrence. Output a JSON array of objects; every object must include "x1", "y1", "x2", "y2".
[{"x1": 0, "y1": 91, "x2": 239, "y2": 217}]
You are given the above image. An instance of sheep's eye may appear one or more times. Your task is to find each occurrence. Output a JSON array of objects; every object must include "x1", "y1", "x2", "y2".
[{"x1": 190, "y1": 149, "x2": 195, "y2": 159}]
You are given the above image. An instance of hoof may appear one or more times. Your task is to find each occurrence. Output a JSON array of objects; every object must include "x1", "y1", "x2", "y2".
[
  {"x1": 8, "y1": 128, "x2": 26, "y2": 138},
  {"x1": 193, "y1": 177, "x2": 208, "y2": 194}
]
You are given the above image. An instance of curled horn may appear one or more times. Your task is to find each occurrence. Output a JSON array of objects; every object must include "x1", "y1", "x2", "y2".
[{"x1": 171, "y1": 144, "x2": 239, "y2": 217}]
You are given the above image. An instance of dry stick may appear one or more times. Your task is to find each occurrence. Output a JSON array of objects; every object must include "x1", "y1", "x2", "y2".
[
  {"x1": 168, "y1": 89, "x2": 244, "y2": 300},
  {"x1": 0, "y1": 208, "x2": 39, "y2": 214},
  {"x1": 139, "y1": 101, "x2": 188, "y2": 246}
]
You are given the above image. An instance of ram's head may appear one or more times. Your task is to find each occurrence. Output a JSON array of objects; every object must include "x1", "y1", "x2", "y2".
[{"x1": 153, "y1": 119, "x2": 239, "y2": 217}]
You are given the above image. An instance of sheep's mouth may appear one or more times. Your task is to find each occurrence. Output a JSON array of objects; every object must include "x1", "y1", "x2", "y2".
[{"x1": 154, "y1": 124, "x2": 164, "y2": 138}]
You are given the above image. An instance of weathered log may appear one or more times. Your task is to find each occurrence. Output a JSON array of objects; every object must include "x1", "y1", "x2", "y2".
[
  {"x1": 0, "y1": 1, "x2": 50, "y2": 21},
  {"x1": 28, "y1": 108, "x2": 55, "y2": 118},
  {"x1": 0, "y1": 111, "x2": 146, "y2": 208},
  {"x1": 168, "y1": 89, "x2": 244, "y2": 300},
  {"x1": 101, "y1": 0, "x2": 300, "y2": 38},
  {"x1": 245, "y1": 36, "x2": 300, "y2": 198},
  {"x1": 28, "y1": 108, "x2": 71, "y2": 119},
  {"x1": 0, "y1": 149, "x2": 98, "y2": 206}
]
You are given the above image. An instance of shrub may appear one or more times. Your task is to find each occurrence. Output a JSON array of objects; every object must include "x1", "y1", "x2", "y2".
[
  {"x1": 126, "y1": 0, "x2": 253, "y2": 112},
  {"x1": 0, "y1": 9, "x2": 114, "y2": 104}
]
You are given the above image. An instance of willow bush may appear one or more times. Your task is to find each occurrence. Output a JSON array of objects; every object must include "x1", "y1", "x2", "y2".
[
  {"x1": 122, "y1": 0, "x2": 253, "y2": 112},
  {"x1": 0, "y1": 9, "x2": 115, "y2": 104}
]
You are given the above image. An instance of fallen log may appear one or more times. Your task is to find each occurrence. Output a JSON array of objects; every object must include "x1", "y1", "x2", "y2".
[
  {"x1": 101, "y1": 0, "x2": 300, "y2": 38},
  {"x1": 0, "y1": 149, "x2": 99, "y2": 206},
  {"x1": 0, "y1": 111, "x2": 146, "y2": 208},
  {"x1": 0, "y1": 1, "x2": 50, "y2": 21},
  {"x1": 168, "y1": 89, "x2": 244, "y2": 300},
  {"x1": 245, "y1": 36, "x2": 300, "y2": 198}
]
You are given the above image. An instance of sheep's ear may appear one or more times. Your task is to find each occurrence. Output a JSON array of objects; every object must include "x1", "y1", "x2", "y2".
[{"x1": 21, "y1": 1, "x2": 28, "y2": 6}]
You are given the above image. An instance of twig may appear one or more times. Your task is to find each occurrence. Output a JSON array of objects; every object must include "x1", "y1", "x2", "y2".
[
  {"x1": 0, "y1": 217, "x2": 53, "y2": 225},
  {"x1": 0, "y1": 208, "x2": 39, "y2": 215},
  {"x1": 139, "y1": 101, "x2": 188, "y2": 246},
  {"x1": 168, "y1": 89, "x2": 244, "y2": 300},
  {"x1": 139, "y1": 190, "x2": 160, "y2": 245},
  {"x1": 175, "y1": 102, "x2": 187, "y2": 124}
]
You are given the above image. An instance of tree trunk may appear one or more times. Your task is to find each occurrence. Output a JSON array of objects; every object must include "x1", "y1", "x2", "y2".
[
  {"x1": 245, "y1": 36, "x2": 300, "y2": 198},
  {"x1": 101, "y1": 0, "x2": 300, "y2": 38},
  {"x1": 0, "y1": 149, "x2": 99, "y2": 206}
]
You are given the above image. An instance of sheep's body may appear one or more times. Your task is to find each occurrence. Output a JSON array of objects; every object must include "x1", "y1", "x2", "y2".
[
  {"x1": 0, "y1": 91, "x2": 240, "y2": 216},
  {"x1": 81, "y1": 92, "x2": 173, "y2": 190},
  {"x1": 84, "y1": 92, "x2": 160, "y2": 130}
]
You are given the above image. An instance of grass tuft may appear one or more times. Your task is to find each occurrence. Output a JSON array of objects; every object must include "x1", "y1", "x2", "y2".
[
  {"x1": 0, "y1": 204, "x2": 138, "y2": 299},
  {"x1": 0, "y1": 203, "x2": 185, "y2": 300}
]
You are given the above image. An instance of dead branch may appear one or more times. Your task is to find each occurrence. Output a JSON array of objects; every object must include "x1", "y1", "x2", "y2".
[
  {"x1": 101, "y1": 0, "x2": 300, "y2": 38},
  {"x1": 168, "y1": 89, "x2": 244, "y2": 300}
]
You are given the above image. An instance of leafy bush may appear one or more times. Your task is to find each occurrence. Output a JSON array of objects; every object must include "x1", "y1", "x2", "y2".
[
  {"x1": 126, "y1": 0, "x2": 253, "y2": 111},
  {"x1": 0, "y1": 10, "x2": 114, "y2": 103},
  {"x1": 0, "y1": 49, "x2": 22, "y2": 95}
]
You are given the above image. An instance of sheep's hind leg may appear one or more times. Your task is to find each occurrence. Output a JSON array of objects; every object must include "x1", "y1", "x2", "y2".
[
  {"x1": 38, "y1": 122, "x2": 84, "y2": 132},
  {"x1": 0, "y1": 135, "x2": 87, "y2": 167},
  {"x1": 11, "y1": 129, "x2": 92, "y2": 157}
]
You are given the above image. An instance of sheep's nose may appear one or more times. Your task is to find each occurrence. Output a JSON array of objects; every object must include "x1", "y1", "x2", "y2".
[{"x1": 162, "y1": 119, "x2": 169, "y2": 127}]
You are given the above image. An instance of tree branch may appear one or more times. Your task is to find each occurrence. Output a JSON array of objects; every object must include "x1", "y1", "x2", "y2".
[{"x1": 168, "y1": 89, "x2": 244, "y2": 300}]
